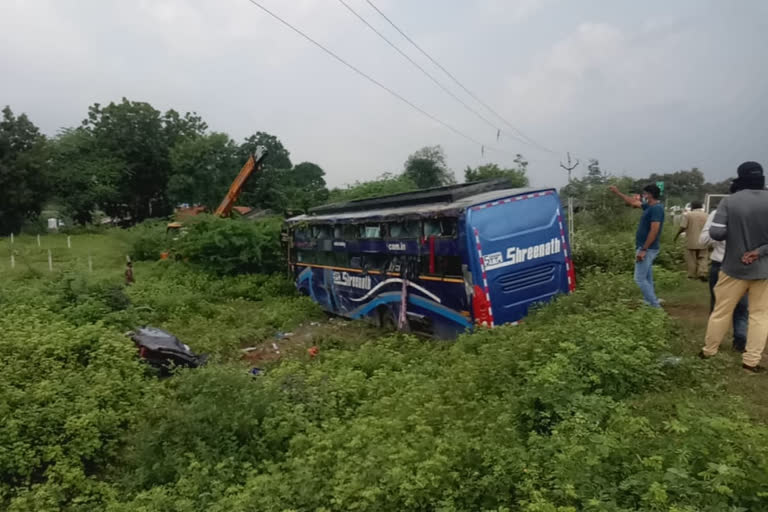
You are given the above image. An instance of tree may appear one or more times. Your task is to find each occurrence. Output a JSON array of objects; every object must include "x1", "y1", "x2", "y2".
[
  {"x1": 328, "y1": 173, "x2": 418, "y2": 203},
  {"x1": 168, "y1": 132, "x2": 240, "y2": 210},
  {"x1": 49, "y1": 128, "x2": 124, "y2": 224},
  {"x1": 464, "y1": 161, "x2": 529, "y2": 187},
  {"x1": 238, "y1": 132, "x2": 292, "y2": 170},
  {"x1": 633, "y1": 168, "x2": 706, "y2": 204},
  {"x1": 237, "y1": 132, "x2": 293, "y2": 211},
  {"x1": 0, "y1": 107, "x2": 50, "y2": 234},
  {"x1": 289, "y1": 162, "x2": 329, "y2": 211},
  {"x1": 403, "y1": 145, "x2": 454, "y2": 189},
  {"x1": 81, "y1": 98, "x2": 207, "y2": 222}
]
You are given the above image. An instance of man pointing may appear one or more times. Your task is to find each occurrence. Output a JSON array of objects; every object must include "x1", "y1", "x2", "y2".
[{"x1": 609, "y1": 184, "x2": 665, "y2": 308}]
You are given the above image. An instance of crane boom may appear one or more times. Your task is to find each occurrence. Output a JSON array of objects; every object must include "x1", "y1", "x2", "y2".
[{"x1": 214, "y1": 145, "x2": 268, "y2": 217}]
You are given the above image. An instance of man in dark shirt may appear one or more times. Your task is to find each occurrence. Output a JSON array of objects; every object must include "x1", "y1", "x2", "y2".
[
  {"x1": 609, "y1": 184, "x2": 665, "y2": 308},
  {"x1": 701, "y1": 161, "x2": 768, "y2": 372}
]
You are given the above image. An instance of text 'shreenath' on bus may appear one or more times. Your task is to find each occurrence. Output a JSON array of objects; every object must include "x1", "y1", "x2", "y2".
[{"x1": 284, "y1": 179, "x2": 576, "y2": 339}]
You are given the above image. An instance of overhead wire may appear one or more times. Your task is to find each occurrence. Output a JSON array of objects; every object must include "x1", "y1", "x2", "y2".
[
  {"x1": 365, "y1": 0, "x2": 560, "y2": 156},
  {"x1": 335, "y1": 0, "x2": 518, "y2": 143},
  {"x1": 243, "y1": 0, "x2": 515, "y2": 156}
]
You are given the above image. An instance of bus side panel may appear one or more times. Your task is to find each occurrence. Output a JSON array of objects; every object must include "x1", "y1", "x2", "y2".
[
  {"x1": 294, "y1": 265, "x2": 471, "y2": 338},
  {"x1": 466, "y1": 191, "x2": 572, "y2": 326}
]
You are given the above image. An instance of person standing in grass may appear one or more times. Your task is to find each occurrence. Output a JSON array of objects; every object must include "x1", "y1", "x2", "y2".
[
  {"x1": 125, "y1": 261, "x2": 134, "y2": 285},
  {"x1": 609, "y1": 183, "x2": 665, "y2": 308},
  {"x1": 699, "y1": 183, "x2": 748, "y2": 352},
  {"x1": 674, "y1": 200, "x2": 709, "y2": 281},
  {"x1": 700, "y1": 162, "x2": 768, "y2": 372}
]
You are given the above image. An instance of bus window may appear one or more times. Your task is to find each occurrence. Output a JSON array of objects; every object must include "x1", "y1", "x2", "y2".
[
  {"x1": 333, "y1": 252, "x2": 348, "y2": 267},
  {"x1": 438, "y1": 255, "x2": 462, "y2": 276},
  {"x1": 388, "y1": 220, "x2": 421, "y2": 238},
  {"x1": 362, "y1": 253, "x2": 389, "y2": 270},
  {"x1": 296, "y1": 250, "x2": 312, "y2": 263},
  {"x1": 342, "y1": 224, "x2": 358, "y2": 239},
  {"x1": 294, "y1": 227, "x2": 311, "y2": 242},
  {"x1": 360, "y1": 224, "x2": 383, "y2": 239},
  {"x1": 312, "y1": 225, "x2": 332, "y2": 240},
  {"x1": 424, "y1": 218, "x2": 457, "y2": 238},
  {"x1": 316, "y1": 251, "x2": 336, "y2": 266},
  {"x1": 420, "y1": 255, "x2": 462, "y2": 277},
  {"x1": 333, "y1": 225, "x2": 343, "y2": 239}
]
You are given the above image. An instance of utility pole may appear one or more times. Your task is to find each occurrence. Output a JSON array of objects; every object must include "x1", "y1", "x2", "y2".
[{"x1": 560, "y1": 152, "x2": 580, "y2": 183}]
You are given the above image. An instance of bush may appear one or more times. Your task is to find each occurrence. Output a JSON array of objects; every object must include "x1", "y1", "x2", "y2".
[
  {"x1": 172, "y1": 215, "x2": 283, "y2": 275},
  {"x1": 0, "y1": 305, "x2": 152, "y2": 511},
  {"x1": 128, "y1": 220, "x2": 168, "y2": 261}
]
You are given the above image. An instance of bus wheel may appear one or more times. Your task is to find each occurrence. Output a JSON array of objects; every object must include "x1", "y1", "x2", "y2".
[{"x1": 377, "y1": 307, "x2": 396, "y2": 331}]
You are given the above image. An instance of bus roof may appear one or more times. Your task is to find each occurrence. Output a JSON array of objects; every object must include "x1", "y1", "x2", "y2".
[{"x1": 286, "y1": 185, "x2": 554, "y2": 224}]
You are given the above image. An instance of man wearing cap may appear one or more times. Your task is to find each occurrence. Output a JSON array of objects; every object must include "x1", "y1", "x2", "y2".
[
  {"x1": 699, "y1": 182, "x2": 748, "y2": 352},
  {"x1": 701, "y1": 162, "x2": 768, "y2": 372}
]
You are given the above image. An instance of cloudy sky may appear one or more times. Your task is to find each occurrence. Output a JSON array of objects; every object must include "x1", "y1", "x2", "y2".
[{"x1": 2, "y1": 0, "x2": 767, "y2": 188}]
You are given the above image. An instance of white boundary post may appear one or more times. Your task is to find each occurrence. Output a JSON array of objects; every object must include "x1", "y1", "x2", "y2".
[
  {"x1": 67, "y1": 236, "x2": 71, "y2": 249},
  {"x1": 37, "y1": 234, "x2": 41, "y2": 247},
  {"x1": 48, "y1": 249, "x2": 53, "y2": 272}
]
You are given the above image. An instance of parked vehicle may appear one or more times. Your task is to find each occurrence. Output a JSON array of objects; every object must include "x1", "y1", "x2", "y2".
[{"x1": 284, "y1": 180, "x2": 575, "y2": 339}]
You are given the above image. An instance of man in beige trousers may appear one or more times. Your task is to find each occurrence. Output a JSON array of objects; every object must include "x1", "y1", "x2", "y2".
[
  {"x1": 700, "y1": 161, "x2": 768, "y2": 372},
  {"x1": 674, "y1": 200, "x2": 709, "y2": 280}
]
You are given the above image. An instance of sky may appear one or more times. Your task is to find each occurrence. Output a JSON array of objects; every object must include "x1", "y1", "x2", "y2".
[{"x1": 2, "y1": 0, "x2": 767, "y2": 189}]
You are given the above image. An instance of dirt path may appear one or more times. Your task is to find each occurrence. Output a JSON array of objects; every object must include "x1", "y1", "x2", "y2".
[{"x1": 661, "y1": 277, "x2": 768, "y2": 421}]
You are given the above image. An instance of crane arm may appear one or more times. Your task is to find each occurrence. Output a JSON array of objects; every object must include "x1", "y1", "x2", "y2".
[{"x1": 214, "y1": 146, "x2": 268, "y2": 217}]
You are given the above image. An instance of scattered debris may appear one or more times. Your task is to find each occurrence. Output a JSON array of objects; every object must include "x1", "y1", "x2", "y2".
[
  {"x1": 308, "y1": 346, "x2": 319, "y2": 359},
  {"x1": 659, "y1": 355, "x2": 682, "y2": 367},
  {"x1": 249, "y1": 367, "x2": 264, "y2": 376}
]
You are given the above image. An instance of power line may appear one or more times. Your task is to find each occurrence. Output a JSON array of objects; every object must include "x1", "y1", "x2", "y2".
[
  {"x1": 244, "y1": 0, "x2": 514, "y2": 156},
  {"x1": 336, "y1": 0, "x2": 520, "y2": 145},
  {"x1": 365, "y1": 0, "x2": 559, "y2": 156}
]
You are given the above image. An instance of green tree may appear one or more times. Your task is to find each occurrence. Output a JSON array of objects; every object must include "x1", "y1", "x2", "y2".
[
  {"x1": 168, "y1": 132, "x2": 239, "y2": 210},
  {"x1": 464, "y1": 159, "x2": 529, "y2": 187},
  {"x1": 289, "y1": 162, "x2": 330, "y2": 211},
  {"x1": 403, "y1": 145, "x2": 454, "y2": 188},
  {"x1": 238, "y1": 132, "x2": 292, "y2": 170},
  {"x1": 81, "y1": 98, "x2": 206, "y2": 222},
  {"x1": 237, "y1": 132, "x2": 293, "y2": 211},
  {"x1": 49, "y1": 128, "x2": 124, "y2": 224},
  {"x1": 328, "y1": 172, "x2": 419, "y2": 203},
  {"x1": 633, "y1": 168, "x2": 705, "y2": 204},
  {"x1": 0, "y1": 106, "x2": 50, "y2": 234}
]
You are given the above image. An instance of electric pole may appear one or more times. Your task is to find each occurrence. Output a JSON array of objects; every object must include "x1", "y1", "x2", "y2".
[{"x1": 560, "y1": 152, "x2": 580, "y2": 183}]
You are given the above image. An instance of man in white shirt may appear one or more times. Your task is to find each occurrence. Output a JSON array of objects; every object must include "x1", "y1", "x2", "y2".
[{"x1": 700, "y1": 191, "x2": 749, "y2": 352}]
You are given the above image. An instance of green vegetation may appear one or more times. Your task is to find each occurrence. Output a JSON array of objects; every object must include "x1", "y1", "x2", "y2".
[
  {"x1": 464, "y1": 155, "x2": 529, "y2": 187},
  {"x1": 2, "y1": 219, "x2": 768, "y2": 511}
]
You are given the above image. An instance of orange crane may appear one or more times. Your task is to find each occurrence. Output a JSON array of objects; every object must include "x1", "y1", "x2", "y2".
[
  {"x1": 214, "y1": 145, "x2": 268, "y2": 217},
  {"x1": 165, "y1": 145, "x2": 268, "y2": 236}
]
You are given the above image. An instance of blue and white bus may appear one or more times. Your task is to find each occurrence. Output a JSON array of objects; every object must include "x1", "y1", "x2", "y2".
[{"x1": 284, "y1": 180, "x2": 575, "y2": 339}]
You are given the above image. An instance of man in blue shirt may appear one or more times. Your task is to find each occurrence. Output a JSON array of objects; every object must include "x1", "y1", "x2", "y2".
[{"x1": 609, "y1": 184, "x2": 665, "y2": 307}]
